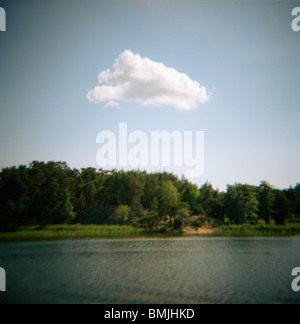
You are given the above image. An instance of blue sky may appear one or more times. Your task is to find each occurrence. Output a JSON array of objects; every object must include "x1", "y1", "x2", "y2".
[{"x1": 0, "y1": 0, "x2": 299, "y2": 191}]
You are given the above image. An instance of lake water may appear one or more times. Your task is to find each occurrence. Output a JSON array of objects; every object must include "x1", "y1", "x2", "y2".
[{"x1": 0, "y1": 237, "x2": 300, "y2": 304}]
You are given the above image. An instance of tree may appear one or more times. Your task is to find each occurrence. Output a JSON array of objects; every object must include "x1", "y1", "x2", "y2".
[
  {"x1": 158, "y1": 180, "x2": 180, "y2": 225},
  {"x1": 258, "y1": 181, "x2": 274, "y2": 224},
  {"x1": 52, "y1": 190, "x2": 74, "y2": 224},
  {"x1": 198, "y1": 182, "x2": 225, "y2": 220},
  {"x1": 208, "y1": 194, "x2": 226, "y2": 221},
  {"x1": 0, "y1": 166, "x2": 29, "y2": 229},
  {"x1": 142, "y1": 174, "x2": 159, "y2": 209},
  {"x1": 138, "y1": 197, "x2": 160, "y2": 228},
  {"x1": 285, "y1": 184, "x2": 300, "y2": 218},
  {"x1": 198, "y1": 182, "x2": 215, "y2": 216},
  {"x1": 0, "y1": 160, "x2": 298, "y2": 230},
  {"x1": 272, "y1": 190, "x2": 291, "y2": 225},
  {"x1": 131, "y1": 195, "x2": 145, "y2": 219},
  {"x1": 173, "y1": 217, "x2": 184, "y2": 231},
  {"x1": 180, "y1": 183, "x2": 200, "y2": 215},
  {"x1": 112, "y1": 205, "x2": 132, "y2": 225},
  {"x1": 225, "y1": 184, "x2": 259, "y2": 224},
  {"x1": 177, "y1": 204, "x2": 191, "y2": 219},
  {"x1": 294, "y1": 184, "x2": 300, "y2": 218}
]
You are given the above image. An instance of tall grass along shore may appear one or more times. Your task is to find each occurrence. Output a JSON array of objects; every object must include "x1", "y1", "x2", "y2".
[{"x1": 1, "y1": 222, "x2": 300, "y2": 242}]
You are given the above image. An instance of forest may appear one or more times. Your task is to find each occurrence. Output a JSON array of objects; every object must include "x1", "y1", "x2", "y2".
[{"x1": 0, "y1": 161, "x2": 299, "y2": 232}]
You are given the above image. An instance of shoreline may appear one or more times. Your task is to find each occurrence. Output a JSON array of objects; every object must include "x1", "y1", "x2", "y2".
[{"x1": 1, "y1": 223, "x2": 300, "y2": 243}]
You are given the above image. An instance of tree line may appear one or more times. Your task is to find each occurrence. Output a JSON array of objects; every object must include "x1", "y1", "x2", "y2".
[{"x1": 0, "y1": 161, "x2": 299, "y2": 231}]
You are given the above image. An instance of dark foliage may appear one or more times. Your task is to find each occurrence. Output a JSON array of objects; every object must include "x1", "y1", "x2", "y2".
[{"x1": 0, "y1": 161, "x2": 299, "y2": 230}]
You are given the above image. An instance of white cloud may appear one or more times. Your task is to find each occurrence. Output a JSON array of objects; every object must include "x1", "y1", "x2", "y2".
[
  {"x1": 87, "y1": 50, "x2": 210, "y2": 111},
  {"x1": 104, "y1": 101, "x2": 120, "y2": 109}
]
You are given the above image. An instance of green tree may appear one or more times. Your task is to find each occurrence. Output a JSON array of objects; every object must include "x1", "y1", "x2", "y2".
[
  {"x1": 158, "y1": 180, "x2": 180, "y2": 225},
  {"x1": 173, "y1": 217, "x2": 184, "y2": 231},
  {"x1": 180, "y1": 183, "x2": 200, "y2": 215},
  {"x1": 272, "y1": 190, "x2": 291, "y2": 225},
  {"x1": 198, "y1": 182, "x2": 215, "y2": 216},
  {"x1": 1, "y1": 160, "x2": 298, "y2": 230},
  {"x1": 285, "y1": 184, "x2": 300, "y2": 218},
  {"x1": 131, "y1": 195, "x2": 145, "y2": 219},
  {"x1": 225, "y1": 184, "x2": 259, "y2": 224},
  {"x1": 177, "y1": 205, "x2": 191, "y2": 219},
  {"x1": 295, "y1": 184, "x2": 300, "y2": 218},
  {"x1": 138, "y1": 197, "x2": 160, "y2": 228},
  {"x1": 208, "y1": 194, "x2": 226, "y2": 221},
  {"x1": 198, "y1": 183, "x2": 225, "y2": 221},
  {"x1": 112, "y1": 205, "x2": 132, "y2": 225},
  {"x1": 52, "y1": 190, "x2": 74, "y2": 224},
  {"x1": 258, "y1": 181, "x2": 274, "y2": 224},
  {"x1": 142, "y1": 174, "x2": 159, "y2": 209}
]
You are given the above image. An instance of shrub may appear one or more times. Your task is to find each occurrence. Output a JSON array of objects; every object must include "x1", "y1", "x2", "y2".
[
  {"x1": 111, "y1": 205, "x2": 132, "y2": 225},
  {"x1": 173, "y1": 217, "x2": 184, "y2": 231}
]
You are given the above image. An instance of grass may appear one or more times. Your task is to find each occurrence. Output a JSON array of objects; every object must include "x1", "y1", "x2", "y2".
[
  {"x1": 0, "y1": 224, "x2": 160, "y2": 242},
  {"x1": 1, "y1": 222, "x2": 300, "y2": 242},
  {"x1": 214, "y1": 223, "x2": 300, "y2": 237}
]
